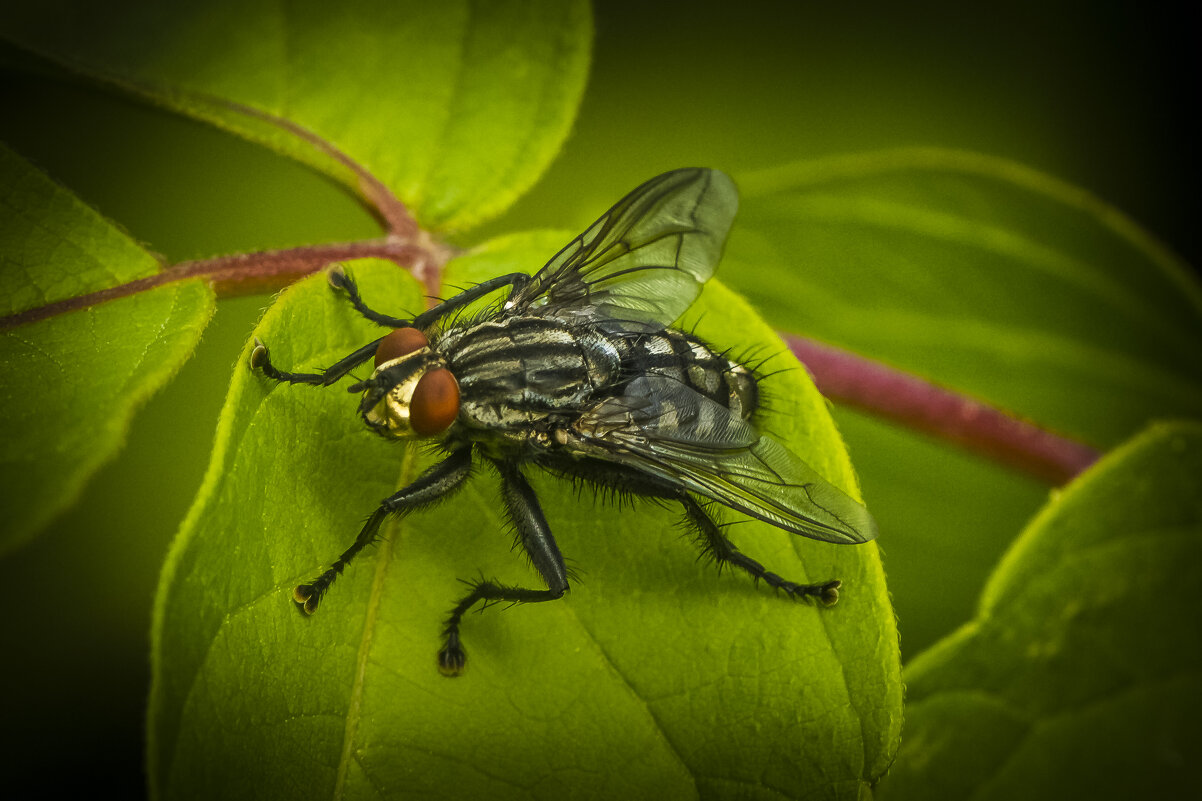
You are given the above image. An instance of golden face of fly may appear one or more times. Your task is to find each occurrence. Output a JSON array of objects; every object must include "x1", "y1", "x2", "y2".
[
  {"x1": 362, "y1": 353, "x2": 428, "y2": 437},
  {"x1": 361, "y1": 330, "x2": 460, "y2": 439}
]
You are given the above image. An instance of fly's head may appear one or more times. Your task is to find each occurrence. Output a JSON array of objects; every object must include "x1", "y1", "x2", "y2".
[{"x1": 351, "y1": 327, "x2": 460, "y2": 439}]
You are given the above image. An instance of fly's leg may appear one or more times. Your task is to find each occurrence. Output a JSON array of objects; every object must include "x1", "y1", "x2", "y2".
[
  {"x1": 294, "y1": 448, "x2": 474, "y2": 613},
  {"x1": 544, "y1": 458, "x2": 841, "y2": 605},
  {"x1": 331, "y1": 265, "x2": 531, "y2": 330},
  {"x1": 327, "y1": 267, "x2": 412, "y2": 327},
  {"x1": 252, "y1": 268, "x2": 532, "y2": 385},
  {"x1": 681, "y1": 495, "x2": 841, "y2": 606},
  {"x1": 249, "y1": 268, "x2": 411, "y2": 381},
  {"x1": 250, "y1": 336, "x2": 383, "y2": 386},
  {"x1": 412, "y1": 272, "x2": 530, "y2": 330},
  {"x1": 438, "y1": 460, "x2": 569, "y2": 677}
]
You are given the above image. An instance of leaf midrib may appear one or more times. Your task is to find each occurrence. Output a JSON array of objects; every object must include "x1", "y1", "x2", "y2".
[{"x1": 332, "y1": 443, "x2": 420, "y2": 800}]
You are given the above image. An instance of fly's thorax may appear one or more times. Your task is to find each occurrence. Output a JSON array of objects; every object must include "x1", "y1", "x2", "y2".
[
  {"x1": 356, "y1": 328, "x2": 461, "y2": 439},
  {"x1": 443, "y1": 317, "x2": 624, "y2": 432}
]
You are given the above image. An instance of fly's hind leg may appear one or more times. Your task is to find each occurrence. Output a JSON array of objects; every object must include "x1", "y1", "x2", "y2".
[
  {"x1": 555, "y1": 457, "x2": 841, "y2": 606},
  {"x1": 438, "y1": 460, "x2": 570, "y2": 677},
  {"x1": 680, "y1": 495, "x2": 841, "y2": 606}
]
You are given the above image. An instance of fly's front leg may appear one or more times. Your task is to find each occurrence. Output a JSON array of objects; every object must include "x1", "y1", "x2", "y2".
[
  {"x1": 294, "y1": 448, "x2": 474, "y2": 613},
  {"x1": 251, "y1": 336, "x2": 383, "y2": 387},
  {"x1": 250, "y1": 267, "x2": 414, "y2": 385},
  {"x1": 413, "y1": 272, "x2": 530, "y2": 329},
  {"x1": 438, "y1": 460, "x2": 569, "y2": 677},
  {"x1": 326, "y1": 266, "x2": 413, "y2": 327},
  {"x1": 252, "y1": 269, "x2": 532, "y2": 387},
  {"x1": 681, "y1": 495, "x2": 841, "y2": 606},
  {"x1": 331, "y1": 265, "x2": 531, "y2": 330}
]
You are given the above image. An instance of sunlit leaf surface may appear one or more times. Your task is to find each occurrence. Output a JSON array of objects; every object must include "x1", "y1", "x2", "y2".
[
  {"x1": 0, "y1": 0, "x2": 591, "y2": 231},
  {"x1": 0, "y1": 144, "x2": 214, "y2": 551},
  {"x1": 150, "y1": 251, "x2": 900, "y2": 799},
  {"x1": 878, "y1": 421, "x2": 1202, "y2": 800}
]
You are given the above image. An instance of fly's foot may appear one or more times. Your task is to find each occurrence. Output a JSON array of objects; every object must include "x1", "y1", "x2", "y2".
[
  {"x1": 293, "y1": 570, "x2": 337, "y2": 615},
  {"x1": 249, "y1": 338, "x2": 269, "y2": 370},
  {"x1": 326, "y1": 264, "x2": 350, "y2": 291},
  {"x1": 292, "y1": 584, "x2": 322, "y2": 615},
  {"x1": 437, "y1": 632, "x2": 467, "y2": 677},
  {"x1": 816, "y1": 579, "x2": 841, "y2": 607},
  {"x1": 779, "y1": 577, "x2": 841, "y2": 606}
]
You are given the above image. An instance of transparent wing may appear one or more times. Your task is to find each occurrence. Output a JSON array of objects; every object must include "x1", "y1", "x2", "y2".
[
  {"x1": 508, "y1": 168, "x2": 738, "y2": 327},
  {"x1": 574, "y1": 377, "x2": 878, "y2": 544}
]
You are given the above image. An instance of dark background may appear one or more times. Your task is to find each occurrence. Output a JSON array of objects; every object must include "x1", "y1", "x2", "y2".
[{"x1": 0, "y1": 1, "x2": 1194, "y2": 794}]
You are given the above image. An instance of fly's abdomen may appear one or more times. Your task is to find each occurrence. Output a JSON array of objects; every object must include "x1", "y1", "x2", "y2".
[
  {"x1": 629, "y1": 330, "x2": 759, "y2": 420},
  {"x1": 441, "y1": 317, "x2": 622, "y2": 431}
]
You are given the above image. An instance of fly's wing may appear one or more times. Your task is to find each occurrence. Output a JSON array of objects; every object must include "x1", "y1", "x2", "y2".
[
  {"x1": 507, "y1": 168, "x2": 738, "y2": 327},
  {"x1": 575, "y1": 377, "x2": 878, "y2": 544}
]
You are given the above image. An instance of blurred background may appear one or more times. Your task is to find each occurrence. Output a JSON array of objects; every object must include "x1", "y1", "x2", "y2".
[{"x1": 0, "y1": 0, "x2": 1193, "y2": 794}]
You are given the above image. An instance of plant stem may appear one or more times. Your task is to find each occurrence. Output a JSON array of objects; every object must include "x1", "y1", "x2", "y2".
[
  {"x1": 203, "y1": 97, "x2": 421, "y2": 240},
  {"x1": 0, "y1": 239, "x2": 451, "y2": 331},
  {"x1": 784, "y1": 334, "x2": 1099, "y2": 484}
]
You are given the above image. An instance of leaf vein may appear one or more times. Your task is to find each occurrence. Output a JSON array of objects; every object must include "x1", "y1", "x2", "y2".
[
  {"x1": 961, "y1": 669, "x2": 1202, "y2": 801},
  {"x1": 557, "y1": 601, "x2": 702, "y2": 799}
]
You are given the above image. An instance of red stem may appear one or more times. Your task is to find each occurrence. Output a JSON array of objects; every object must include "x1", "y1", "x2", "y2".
[
  {"x1": 0, "y1": 240, "x2": 443, "y2": 331},
  {"x1": 195, "y1": 98, "x2": 455, "y2": 297},
  {"x1": 205, "y1": 98, "x2": 420, "y2": 241},
  {"x1": 785, "y1": 335, "x2": 1099, "y2": 484}
]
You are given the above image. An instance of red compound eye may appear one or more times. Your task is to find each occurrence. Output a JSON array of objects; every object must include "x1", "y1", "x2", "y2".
[
  {"x1": 410, "y1": 368, "x2": 460, "y2": 436},
  {"x1": 375, "y1": 327, "x2": 429, "y2": 367}
]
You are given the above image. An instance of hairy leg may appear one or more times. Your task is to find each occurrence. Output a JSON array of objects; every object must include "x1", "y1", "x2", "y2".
[
  {"x1": 438, "y1": 459, "x2": 570, "y2": 676},
  {"x1": 294, "y1": 448, "x2": 474, "y2": 612},
  {"x1": 679, "y1": 494, "x2": 840, "y2": 605}
]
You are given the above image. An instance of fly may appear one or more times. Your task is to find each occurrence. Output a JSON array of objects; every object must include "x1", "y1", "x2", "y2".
[{"x1": 251, "y1": 168, "x2": 878, "y2": 675}]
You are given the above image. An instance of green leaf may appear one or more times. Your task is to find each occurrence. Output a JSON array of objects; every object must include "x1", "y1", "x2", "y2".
[
  {"x1": 723, "y1": 148, "x2": 1202, "y2": 656},
  {"x1": 0, "y1": 0, "x2": 591, "y2": 231},
  {"x1": 0, "y1": 143, "x2": 214, "y2": 552},
  {"x1": 150, "y1": 250, "x2": 900, "y2": 799},
  {"x1": 877, "y1": 421, "x2": 1202, "y2": 800},
  {"x1": 727, "y1": 149, "x2": 1202, "y2": 449},
  {"x1": 830, "y1": 406, "x2": 1048, "y2": 658}
]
